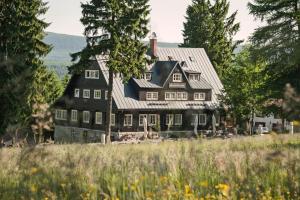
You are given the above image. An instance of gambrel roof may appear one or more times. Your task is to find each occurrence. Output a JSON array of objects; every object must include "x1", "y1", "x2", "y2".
[{"x1": 96, "y1": 47, "x2": 223, "y2": 110}]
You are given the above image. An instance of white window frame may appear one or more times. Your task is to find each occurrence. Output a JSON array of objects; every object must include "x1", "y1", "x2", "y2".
[
  {"x1": 85, "y1": 70, "x2": 99, "y2": 79},
  {"x1": 74, "y1": 89, "x2": 80, "y2": 98},
  {"x1": 173, "y1": 73, "x2": 182, "y2": 82},
  {"x1": 166, "y1": 114, "x2": 174, "y2": 126},
  {"x1": 177, "y1": 92, "x2": 188, "y2": 100},
  {"x1": 175, "y1": 114, "x2": 182, "y2": 126},
  {"x1": 95, "y1": 112, "x2": 102, "y2": 125},
  {"x1": 71, "y1": 110, "x2": 78, "y2": 122},
  {"x1": 55, "y1": 109, "x2": 67, "y2": 120},
  {"x1": 199, "y1": 114, "x2": 207, "y2": 125},
  {"x1": 145, "y1": 73, "x2": 152, "y2": 81},
  {"x1": 148, "y1": 114, "x2": 157, "y2": 126},
  {"x1": 139, "y1": 114, "x2": 148, "y2": 126},
  {"x1": 83, "y1": 111, "x2": 90, "y2": 123},
  {"x1": 165, "y1": 92, "x2": 176, "y2": 100},
  {"x1": 111, "y1": 114, "x2": 115, "y2": 126},
  {"x1": 94, "y1": 90, "x2": 101, "y2": 99},
  {"x1": 194, "y1": 93, "x2": 206, "y2": 101},
  {"x1": 146, "y1": 92, "x2": 158, "y2": 100},
  {"x1": 124, "y1": 114, "x2": 133, "y2": 126},
  {"x1": 83, "y1": 89, "x2": 90, "y2": 99}
]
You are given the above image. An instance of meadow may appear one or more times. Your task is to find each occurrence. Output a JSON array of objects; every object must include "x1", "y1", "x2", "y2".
[{"x1": 0, "y1": 134, "x2": 299, "y2": 200}]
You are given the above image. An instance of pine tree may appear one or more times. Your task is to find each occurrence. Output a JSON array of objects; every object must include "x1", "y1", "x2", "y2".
[
  {"x1": 248, "y1": 0, "x2": 300, "y2": 102},
  {"x1": 0, "y1": 0, "x2": 51, "y2": 134},
  {"x1": 181, "y1": 0, "x2": 240, "y2": 77},
  {"x1": 70, "y1": 0, "x2": 150, "y2": 143}
]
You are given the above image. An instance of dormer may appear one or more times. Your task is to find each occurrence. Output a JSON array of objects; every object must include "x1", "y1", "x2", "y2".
[
  {"x1": 141, "y1": 72, "x2": 152, "y2": 81},
  {"x1": 184, "y1": 70, "x2": 201, "y2": 81}
]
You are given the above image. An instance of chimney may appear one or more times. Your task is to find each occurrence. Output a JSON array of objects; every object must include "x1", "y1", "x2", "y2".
[{"x1": 150, "y1": 32, "x2": 158, "y2": 57}]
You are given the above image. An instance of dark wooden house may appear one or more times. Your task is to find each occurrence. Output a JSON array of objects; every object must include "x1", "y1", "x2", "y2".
[{"x1": 54, "y1": 33, "x2": 224, "y2": 142}]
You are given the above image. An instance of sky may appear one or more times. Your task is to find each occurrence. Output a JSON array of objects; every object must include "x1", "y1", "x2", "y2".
[{"x1": 45, "y1": 0, "x2": 262, "y2": 43}]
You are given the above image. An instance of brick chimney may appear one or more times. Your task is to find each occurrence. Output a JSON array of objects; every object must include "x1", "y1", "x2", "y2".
[{"x1": 150, "y1": 32, "x2": 158, "y2": 57}]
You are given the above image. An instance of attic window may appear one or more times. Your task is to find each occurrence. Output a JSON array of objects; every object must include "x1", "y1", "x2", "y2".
[
  {"x1": 173, "y1": 73, "x2": 182, "y2": 82},
  {"x1": 145, "y1": 73, "x2": 152, "y2": 81},
  {"x1": 189, "y1": 74, "x2": 201, "y2": 81},
  {"x1": 189, "y1": 56, "x2": 195, "y2": 62}
]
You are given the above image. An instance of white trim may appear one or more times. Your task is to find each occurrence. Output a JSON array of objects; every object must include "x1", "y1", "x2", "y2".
[
  {"x1": 199, "y1": 114, "x2": 207, "y2": 125},
  {"x1": 95, "y1": 112, "x2": 102, "y2": 125},
  {"x1": 55, "y1": 109, "x2": 67, "y2": 120},
  {"x1": 174, "y1": 114, "x2": 182, "y2": 126},
  {"x1": 165, "y1": 92, "x2": 176, "y2": 100},
  {"x1": 146, "y1": 92, "x2": 158, "y2": 100},
  {"x1": 139, "y1": 114, "x2": 147, "y2": 126},
  {"x1": 145, "y1": 73, "x2": 152, "y2": 81},
  {"x1": 74, "y1": 89, "x2": 80, "y2": 98},
  {"x1": 166, "y1": 114, "x2": 174, "y2": 126},
  {"x1": 148, "y1": 114, "x2": 157, "y2": 126},
  {"x1": 83, "y1": 111, "x2": 90, "y2": 123},
  {"x1": 111, "y1": 114, "x2": 115, "y2": 126},
  {"x1": 124, "y1": 114, "x2": 133, "y2": 126},
  {"x1": 94, "y1": 90, "x2": 101, "y2": 99},
  {"x1": 71, "y1": 110, "x2": 78, "y2": 122},
  {"x1": 177, "y1": 92, "x2": 188, "y2": 100},
  {"x1": 105, "y1": 91, "x2": 108, "y2": 100},
  {"x1": 85, "y1": 70, "x2": 99, "y2": 79},
  {"x1": 173, "y1": 73, "x2": 182, "y2": 82},
  {"x1": 83, "y1": 89, "x2": 90, "y2": 99},
  {"x1": 194, "y1": 93, "x2": 206, "y2": 101}
]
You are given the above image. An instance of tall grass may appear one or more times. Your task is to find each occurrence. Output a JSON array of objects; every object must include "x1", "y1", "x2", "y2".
[{"x1": 0, "y1": 134, "x2": 300, "y2": 200}]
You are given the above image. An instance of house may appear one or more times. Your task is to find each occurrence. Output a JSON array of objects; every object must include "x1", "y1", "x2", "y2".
[{"x1": 53, "y1": 33, "x2": 224, "y2": 142}]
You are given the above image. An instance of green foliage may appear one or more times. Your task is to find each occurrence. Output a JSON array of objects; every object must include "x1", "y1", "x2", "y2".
[
  {"x1": 0, "y1": 135, "x2": 299, "y2": 199},
  {"x1": 181, "y1": 0, "x2": 241, "y2": 77},
  {"x1": 222, "y1": 46, "x2": 268, "y2": 124},
  {"x1": 248, "y1": 0, "x2": 300, "y2": 100}
]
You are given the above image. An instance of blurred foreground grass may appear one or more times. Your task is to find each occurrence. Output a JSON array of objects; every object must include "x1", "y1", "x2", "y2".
[{"x1": 0, "y1": 134, "x2": 300, "y2": 200}]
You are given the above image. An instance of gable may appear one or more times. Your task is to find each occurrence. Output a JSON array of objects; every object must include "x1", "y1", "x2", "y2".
[{"x1": 162, "y1": 62, "x2": 192, "y2": 89}]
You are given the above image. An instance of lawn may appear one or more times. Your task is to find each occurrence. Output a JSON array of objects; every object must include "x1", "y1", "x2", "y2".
[{"x1": 0, "y1": 134, "x2": 299, "y2": 200}]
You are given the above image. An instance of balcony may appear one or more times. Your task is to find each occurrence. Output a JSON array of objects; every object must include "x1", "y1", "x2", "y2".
[{"x1": 169, "y1": 82, "x2": 186, "y2": 88}]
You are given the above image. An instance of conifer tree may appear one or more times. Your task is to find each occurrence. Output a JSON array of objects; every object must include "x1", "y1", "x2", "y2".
[
  {"x1": 0, "y1": 0, "x2": 51, "y2": 134},
  {"x1": 70, "y1": 0, "x2": 150, "y2": 143},
  {"x1": 181, "y1": 0, "x2": 240, "y2": 77},
  {"x1": 248, "y1": 0, "x2": 300, "y2": 101}
]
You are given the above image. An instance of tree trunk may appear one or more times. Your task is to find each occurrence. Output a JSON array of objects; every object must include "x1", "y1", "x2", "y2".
[{"x1": 105, "y1": 69, "x2": 114, "y2": 144}]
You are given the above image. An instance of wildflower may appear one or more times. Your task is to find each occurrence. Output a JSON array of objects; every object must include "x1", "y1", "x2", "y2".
[
  {"x1": 61, "y1": 183, "x2": 66, "y2": 188},
  {"x1": 30, "y1": 184, "x2": 37, "y2": 193},
  {"x1": 215, "y1": 183, "x2": 230, "y2": 197},
  {"x1": 160, "y1": 176, "x2": 168, "y2": 183},
  {"x1": 199, "y1": 181, "x2": 208, "y2": 187},
  {"x1": 30, "y1": 167, "x2": 38, "y2": 175},
  {"x1": 185, "y1": 184, "x2": 192, "y2": 195}
]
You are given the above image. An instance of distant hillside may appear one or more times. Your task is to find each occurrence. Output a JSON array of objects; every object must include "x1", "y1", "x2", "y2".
[{"x1": 43, "y1": 32, "x2": 179, "y2": 70}]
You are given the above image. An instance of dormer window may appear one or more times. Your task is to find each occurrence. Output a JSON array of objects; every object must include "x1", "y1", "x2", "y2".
[
  {"x1": 141, "y1": 73, "x2": 152, "y2": 81},
  {"x1": 85, "y1": 70, "x2": 99, "y2": 79},
  {"x1": 189, "y1": 74, "x2": 201, "y2": 81},
  {"x1": 173, "y1": 73, "x2": 182, "y2": 82}
]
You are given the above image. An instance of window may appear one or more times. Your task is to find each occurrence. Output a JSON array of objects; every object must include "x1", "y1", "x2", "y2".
[
  {"x1": 149, "y1": 114, "x2": 157, "y2": 126},
  {"x1": 166, "y1": 114, "x2": 174, "y2": 126},
  {"x1": 94, "y1": 90, "x2": 101, "y2": 99},
  {"x1": 189, "y1": 74, "x2": 200, "y2": 81},
  {"x1": 74, "y1": 89, "x2": 80, "y2": 98},
  {"x1": 55, "y1": 109, "x2": 67, "y2": 120},
  {"x1": 105, "y1": 91, "x2": 108, "y2": 100},
  {"x1": 177, "y1": 92, "x2": 188, "y2": 100},
  {"x1": 85, "y1": 70, "x2": 99, "y2": 79},
  {"x1": 83, "y1": 89, "x2": 90, "y2": 99},
  {"x1": 173, "y1": 73, "x2": 182, "y2": 82},
  {"x1": 71, "y1": 110, "x2": 78, "y2": 122},
  {"x1": 165, "y1": 92, "x2": 176, "y2": 100},
  {"x1": 146, "y1": 92, "x2": 158, "y2": 100},
  {"x1": 111, "y1": 114, "x2": 115, "y2": 126},
  {"x1": 124, "y1": 114, "x2": 133, "y2": 126},
  {"x1": 145, "y1": 73, "x2": 152, "y2": 81},
  {"x1": 199, "y1": 114, "x2": 207, "y2": 125},
  {"x1": 83, "y1": 111, "x2": 90, "y2": 123},
  {"x1": 194, "y1": 93, "x2": 206, "y2": 101},
  {"x1": 191, "y1": 114, "x2": 198, "y2": 125},
  {"x1": 95, "y1": 112, "x2": 102, "y2": 125},
  {"x1": 175, "y1": 114, "x2": 182, "y2": 126},
  {"x1": 139, "y1": 114, "x2": 148, "y2": 126}
]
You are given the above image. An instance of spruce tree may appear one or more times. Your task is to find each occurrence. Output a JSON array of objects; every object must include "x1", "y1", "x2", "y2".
[
  {"x1": 248, "y1": 0, "x2": 300, "y2": 101},
  {"x1": 181, "y1": 0, "x2": 240, "y2": 77},
  {"x1": 70, "y1": 0, "x2": 150, "y2": 143},
  {"x1": 0, "y1": 0, "x2": 51, "y2": 134}
]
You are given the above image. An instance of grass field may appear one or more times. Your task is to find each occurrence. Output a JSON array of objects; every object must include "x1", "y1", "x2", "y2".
[{"x1": 0, "y1": 134, "x2": 300, "y2": 200}]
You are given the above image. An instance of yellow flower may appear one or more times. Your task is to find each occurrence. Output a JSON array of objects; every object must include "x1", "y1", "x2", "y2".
[
  {"x1": 199, "y1": 181, "x2": 208, "y2": 187},
  {"x1": 61, "y1": 183, "x2": 66, "y2": 188},
  {"x1": 30, "y1": 167, "x2": 38, "y2": 175},
  {"x1": 215, "y1": 183, "x2": 230, "y2": 196},
  {"x1": 160, "y1": 176, "x2": 168, "y2": 183},
  {"x1": 185, "y1": 185, "x2": 192, "y2": 194},
  {"x1": 30, "y1": 184, "x2": 37, "y2": 193}
]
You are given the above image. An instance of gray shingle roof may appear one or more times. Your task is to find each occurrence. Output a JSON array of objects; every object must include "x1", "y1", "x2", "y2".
[{"x1": 96, "y1": 47, "x2": 223, "y2": 110}]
